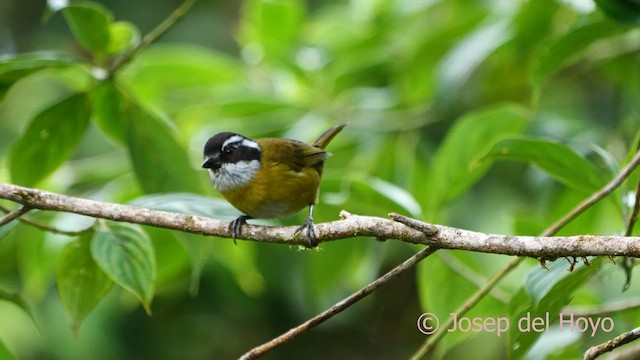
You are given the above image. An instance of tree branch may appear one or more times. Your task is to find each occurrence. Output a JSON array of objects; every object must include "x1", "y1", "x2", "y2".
[
  {"x1": 239, "y1": 246, "x2": 438, "y2": 359},
  {"x1": 108, "y1": 0, "x2": 198, "y2": 74},
  {"x1": 0, "y1": 204, "x2": 91, "y2": 236},
  {"x1": 543, "y1": 149, "x2": 640, "y2": 236},
  {"x1": 584, "y1": 327, "x2": 640, "y2": 360},
  {"x1": 409, "y1": 150, "x2": 640, "y2": 359},
  {"x1": 0, "y1": 204, "x2": 30, "y2": 226},
  {"x1": 2, "y1": 183, "x2": 640, "y2": 258}
]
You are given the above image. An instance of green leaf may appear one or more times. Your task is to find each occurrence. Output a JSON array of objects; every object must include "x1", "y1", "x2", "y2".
[
  {"x1": 129, "y1": 193, "x2": 237, "y2": 295},
  {"x1": 9, "y1": 93, "x2": 91, "y2": 186},
  {"x1": 531, "y1": 19, "x2": 630, "y2": 86},
  {"x1": 129, "y1": 193, "x2": 265, "y2": 296},
  {"x1": 595, "y1": 0, "x2": 640, "y2": 24},
  {"x1": 128, "y1": 193, "x2": 236, "y2": 218},
  {"x1": 437, "y1": 19, "x2": 511, "y2": 103},
  {"x1": 127, "y1": 105, "x2": 202, "y2": 193},
  {"x1": 426, "y1": 103, "x2": 530, "y2": 213},
  {"x1": 0, "y1": 53, "x2": 74, "y2": 98},
  {"x1": 508, "y1": 258, "x2": 602, "y2": 359},
  {"x1": 91, "y1": 222, "x2": 156, "y2": 313},
  {"x1": 240, "y1": 0, "x2": 306, "y2": 59},
  {"x1": 61, "y1": 2, "x2": 113, "y2": 55},
  {"x1": 56, "y1": 232, "x2": 113, "y2": 336},
  {"x1": 90, "y1": 81, "x2": 129, "y2": 143},
  {"x1": 122, "y1": 44, "x2": 243, "y2": 106},
  {"x1": 480, "y1": 138, "x2": 605, "y2": 193},
  {"x1": 107, "y1": 21, "x2": 139, "y2": 55}
]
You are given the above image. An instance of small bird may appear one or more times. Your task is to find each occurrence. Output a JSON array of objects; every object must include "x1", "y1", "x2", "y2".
[{"x1": 202, "y1": 124, "x2": 346, "y2": 246}]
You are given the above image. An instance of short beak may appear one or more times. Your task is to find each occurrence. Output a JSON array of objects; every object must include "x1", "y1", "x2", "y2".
[{"x1": 202, "y1": 157, "x2": 221, "y2": 170}]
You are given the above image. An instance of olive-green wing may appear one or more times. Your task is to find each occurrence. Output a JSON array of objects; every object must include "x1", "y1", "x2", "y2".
[{"x1": 258, "y1": 138, "x2": 328, "y2": 172}]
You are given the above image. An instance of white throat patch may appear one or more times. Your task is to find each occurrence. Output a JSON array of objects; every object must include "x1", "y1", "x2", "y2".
[{"x1": 208, "y1": 159, "x2": 261, "y2": 192}]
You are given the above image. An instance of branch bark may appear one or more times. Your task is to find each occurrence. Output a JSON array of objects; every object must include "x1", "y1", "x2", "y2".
[
  {"x1": 1, "y1": 182, "x2": 640, "y2": 259},
  {"x1": 584, "y1": 327, "x2": 640, "y2": 360}
]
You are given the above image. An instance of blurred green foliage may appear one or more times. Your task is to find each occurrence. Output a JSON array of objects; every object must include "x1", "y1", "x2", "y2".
[{"x1": 1, "y1": 0, "x2": 640, "y2": 359}]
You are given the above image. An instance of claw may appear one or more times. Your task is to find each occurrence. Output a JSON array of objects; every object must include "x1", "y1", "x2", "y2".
[
  {"x1": 295, "y1": 204, "x2": 317, "y2": 248},
  {"x1": 229, "y1": 215, "x2": 251, "y2": 245}
]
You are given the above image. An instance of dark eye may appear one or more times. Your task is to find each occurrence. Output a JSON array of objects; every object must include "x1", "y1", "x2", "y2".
[{"x1": 224, "y1": 147, "x2": 234, "y2": 155}]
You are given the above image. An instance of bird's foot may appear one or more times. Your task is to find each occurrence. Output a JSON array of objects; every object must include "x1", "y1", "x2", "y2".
[
  {"x1": 295, "y1": 216, "x2": 317, "y2": 248},
  {"x1": 229, "y1": 215, "x2": 252, "y2": 245}
]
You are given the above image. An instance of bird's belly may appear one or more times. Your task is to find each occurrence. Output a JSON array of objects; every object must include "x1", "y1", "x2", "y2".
[{"x1": 221, "y1": 165, "x2": 320, "y2": 219}]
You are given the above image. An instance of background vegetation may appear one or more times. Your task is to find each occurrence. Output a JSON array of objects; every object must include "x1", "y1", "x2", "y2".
[{"x1": 1, "y1": 0, "x2": 640, "y2": 358}]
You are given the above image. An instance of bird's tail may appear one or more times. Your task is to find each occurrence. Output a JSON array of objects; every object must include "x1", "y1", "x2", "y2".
[{"x1": 312, "y1": 124, "x2": 347, "y2": 149}]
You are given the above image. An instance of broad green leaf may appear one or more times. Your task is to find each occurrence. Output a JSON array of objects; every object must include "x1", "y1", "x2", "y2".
[
  {"x1": 346, "y1": 176, "x2": 423, "y2": 217},
  {"x1": 508, "y1": 258, "x2": 602, "y2": 359},
  {"x1": 90, "y1": 80, "x2": 129, "y2": 143},
  {"x1": 0, "y1": 53, "x2": 74, "y2": 96},
  {"x1": 91, "y1": 222, "x2": 156, "y2": 313},
  {"x1": 61, "y1": 2, "x2": 113, "y2": 55},
  {"x1": 107, "y1": 21, "x2": 139, "y2": 55},
  {"x1": 512, "y1": 0, "x2": 559, "y2": 52},
  {"x1": 129, "y1": 193, "x2": 266, "y2": 296},
  {"x1": 56, "y1": 232, "x2": 113, "y2": 336},
  {"x1": 595, "y1": 0, "x2": 640, "y2": 24},
  {"x1": 128, "y1": 193, "x2": 237, "y2": 218},
  {"x1": 9, "y1": 93, "x2": 91, "y2": 186},
  {"x1": 129, "y1": 193, "x2": 239, "y2": 295},
  {"x1": 426, "y1": 103, "x2": 530, "y2": 214},
  {"x1": 122, "y1": 44, "x2": 243, "y2": 107},
  {"x1": 531, "y1": 19, "x2": 630, "y2": 86},
  {"x1": 127, "y1": 106, "x2": 202, "y2": 193},
  {"x1": 480, "y1": 138, "x2": 605, "y2": 193},
  {"x1": 239, "y1": 0, "x2": 306, "y2": 59},
  {"x1": 367, "y1": 177, "x2": 422, "y2": 217},
  {"x1": 437, "y1": 19, "x2": 511, "y2": 103}
]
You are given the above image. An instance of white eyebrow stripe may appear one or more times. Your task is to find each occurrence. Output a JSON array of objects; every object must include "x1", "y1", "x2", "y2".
[
  {"x1": 241, "y1": 138, "x2": 261, "y2": 150},
  {"x1": 222, "y1": 135, "x2": 245, "y2": 150},
  {"x1": 221, "y1": 135, "x2": 261, "y2": 151}
]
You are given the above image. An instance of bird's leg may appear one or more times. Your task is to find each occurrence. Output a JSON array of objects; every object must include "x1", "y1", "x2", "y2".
[
  {"x1": 295, "y1": 204, "x2": 317, "y2": 248},
  {"x1": 229, "y1": 215, "x2": 252, "y2": 245}
]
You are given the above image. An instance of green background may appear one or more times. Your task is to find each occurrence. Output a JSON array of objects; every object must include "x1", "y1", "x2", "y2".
[{"x1": 1, "y1": 0, "x2": 640, "y2": 359}]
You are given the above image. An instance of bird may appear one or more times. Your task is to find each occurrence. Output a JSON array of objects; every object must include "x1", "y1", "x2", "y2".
[{"x1": 202, "y1": 124, "x2": 346, "y2": 247}]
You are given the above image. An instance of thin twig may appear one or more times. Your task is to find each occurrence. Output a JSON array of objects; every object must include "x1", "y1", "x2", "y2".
[
  {"x1": 108, "y1": 0, "x2": 198, "y2": 74},
  {"x1": 544, "y1": 150, "x2": 640, "y2": 236},
  {"x1": 584, "y1": 327, "x2": 640, "y2": 360},
  {"x1": 0, "y1": 204, "x2": 91, "y2": 236},
  {"x1": 0, "y1": 205, "x2": 30, "y2": 226},
  {"x1": 238, "y1": 246, "x2": 438, "y2": 359},
  {"x1": 409, "y1": 151, "x2": 640, "y2": 360},
  {"x1": 624, "y1": 177, "x2": 640, "y2": 236},
  {"x1": 621, "y1": 177, "x2": 640, "y2": 291}
]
